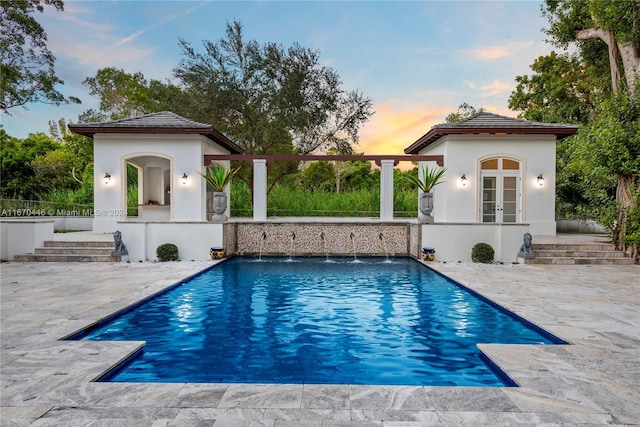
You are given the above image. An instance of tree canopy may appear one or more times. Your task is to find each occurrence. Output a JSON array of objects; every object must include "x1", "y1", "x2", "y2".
[
  {"x1": 510, "y1": 0, "x2": 640, "y2": 261},
  {"x1": 172, "y1": 20, "x2": 374, "y2": 156},
  {"x1": 0, "y1": 0, "x2": 80, "y2": 113}
]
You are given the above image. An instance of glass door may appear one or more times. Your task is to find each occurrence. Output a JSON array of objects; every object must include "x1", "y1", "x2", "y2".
[
  {"x1": 480, "y1": 158, "x2": 521, "y2": 223},
  {"x1": 482, "y1": 176, "x2": 497, "y2": 222}
]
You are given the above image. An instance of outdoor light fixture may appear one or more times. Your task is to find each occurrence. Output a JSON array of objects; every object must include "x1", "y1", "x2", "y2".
[
  {"x1": 104, "y1": 173, "x2": 111, "y2": 184},
  {"x1": 460, "y1": 174, "x2": 467, "y2": 187},
  {"x1": 181, "y1": 173, "x2": 188, "y2": 185},
  {"x1": 537, "y1": 174, "x2": 544, "y2": 187}
]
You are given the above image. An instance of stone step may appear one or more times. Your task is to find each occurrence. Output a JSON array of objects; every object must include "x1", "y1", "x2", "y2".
[
  {"x1": 520, "y1": 256, "x2": 635, "y2": 265},
  {"x1": 34, "y1": 247, "x2": 115, "y2": 255},
  {"x1": 13, "y1": 254, "x2": 121, "y2": 262},
  {"x1": 531, "y1": 243, "x2": 614, "y2": 251},
  {"x1": 532, "y1": 250, "x2": 627, "y2": 258},
  {"x1": 43, "y1": 240, "x2": 113, "y2": 248}
]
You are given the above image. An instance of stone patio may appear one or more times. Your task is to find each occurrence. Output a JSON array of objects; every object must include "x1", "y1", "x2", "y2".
[{"x1": 1, "y1": 250, "x2": 638, "y2": 426}]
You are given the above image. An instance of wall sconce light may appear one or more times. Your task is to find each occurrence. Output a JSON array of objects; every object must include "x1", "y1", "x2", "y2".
[
  {"x1": 537, "y1": 174, "x2": 544, "y2": 187},
  {"x1": 181, "y1": 173, "x2": 188, "y2": 185},
  {"x1": 460, "y1": 174, "x2": 467, "y2": 187},
  {"x1": 104, "y1": 173, "x2": 111, "y2": 185}
]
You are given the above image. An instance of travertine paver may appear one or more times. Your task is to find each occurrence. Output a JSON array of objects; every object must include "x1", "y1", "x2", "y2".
[{"x1": 0, "y1": 255, "x2": 638, "y2": 426}]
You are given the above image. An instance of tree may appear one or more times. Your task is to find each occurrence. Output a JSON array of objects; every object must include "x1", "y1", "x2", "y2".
[
  {"x1": 173, "y1": 20, "x2": 374, "y2": 156},
  {"x1": 0, "y1": 130, "x2": 58, "y2": 199},
  {"x1": 569, "y1": 92, "x2": 640, "y2": 257},
  {"x1": 82, "y1": 68, "x2": 155, "y2": 120},
  {"x1": 0, "y1": 0, "x2": 80, "y2": 113},
  {"x1": 445, "y1": 103, "x2": 484, "y2": 123},
  {"x1": 543, "y1": 0, "x2": 640, "y2": 95},
  {"x1": 508, "y1": 48, "x2": 607, "y2": 124},
  {"x1": 511, "y1": 0, "x2": 640, "y2": 261}
]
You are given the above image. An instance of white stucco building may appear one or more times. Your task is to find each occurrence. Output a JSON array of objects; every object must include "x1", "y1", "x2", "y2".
[
  {"x1": 404, "y1": 112, "x2": 578, "y2": 262},
  {"x1": 67, "y1": 112, "x2": 243, "y2": 261}
]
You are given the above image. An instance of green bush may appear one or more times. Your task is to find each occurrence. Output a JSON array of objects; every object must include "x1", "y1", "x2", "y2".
[
  {"x1": 156, "y1": 243, "x2": 179, "y2": 262},
  {"x1": 471, "y1": 243, "x2": 494, "y2": 263}
]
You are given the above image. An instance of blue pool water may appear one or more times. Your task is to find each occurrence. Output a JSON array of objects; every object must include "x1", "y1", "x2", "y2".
[{"x1": 75, "y1": 257, "x2": 563, "y2": 386}]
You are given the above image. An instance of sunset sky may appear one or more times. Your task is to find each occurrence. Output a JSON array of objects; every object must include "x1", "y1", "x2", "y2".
[{"x1": 2, "y1": 1, "x2": 557, "y2": 155}]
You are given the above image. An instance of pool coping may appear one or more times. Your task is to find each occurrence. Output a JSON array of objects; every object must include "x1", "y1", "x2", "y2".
[{"x1": 1, "y1": 259, "x2": 638, "y2": 425}]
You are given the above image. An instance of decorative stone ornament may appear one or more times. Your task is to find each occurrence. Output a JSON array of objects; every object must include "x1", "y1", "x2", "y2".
[
  {"x1": 518, "y1": 232, "x2": 535, "y2": 258},
  {"x1": 212, "y1": 191, "x2": 228, "y2": 222},
  {"x1": 112, "y1": 230, "x2": 128, "y2": 256},
  {"x1": 418, "y1": 192, "x2": 434, "y2": 223}
]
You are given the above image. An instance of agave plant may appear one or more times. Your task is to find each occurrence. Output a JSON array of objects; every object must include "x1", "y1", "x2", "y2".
[
  {"x1": 404, "y1": 165, "x2": 447, "y2": 192},
  {"x1": 198, "y1": 162, "x2": 240, "y2": 192}
]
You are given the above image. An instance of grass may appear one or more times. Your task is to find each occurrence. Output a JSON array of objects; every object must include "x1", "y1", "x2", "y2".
[
  {"x1": 2, "y1": 181, "x2": 419, "y2": 218},
  {"x1": 230, "y1": 181, "x2": 417, "y2": 217}
]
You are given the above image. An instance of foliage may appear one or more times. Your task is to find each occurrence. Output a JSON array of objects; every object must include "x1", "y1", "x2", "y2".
[
  {"x1": 568, "y1": 91, "x2": 640, "y2": 249},
  {"x1": 403, "y1": 165, "x2": 447, "y2": 193},
  {"x1": 199, "y1": 162, "x2": 240, "y2": 192},
  {"x1": 0, "y1": 0, "x2": 80, "y2": 113},
  {"x1": 229, "y1": 179, "x2": 417, "y2": 218},
  {"x1": 1, "y1": 130, "x2": 57, "y2": 199},
  {"x1": 509, "y1": 49, "x2": 607, "y2": 124},
  {"x1": 445, "y1": 103, "x2": 484, "y2": 123},
  {"x1": 82, "y1": 67, "x2": 157, "y2": 120},
  {"x1": 511, "y1": 0, "x2": 640, "y2": 261},
  {"x1": 1, "y1": 127, "x2": 94, "y2": 200},
  {"x1": 471, "y1": 243, "x2": 494, "y2": 264},
  {"x1": 173, "y1": 20, "x2": 373, "y2": 157},
  {"x1": 156, "y1": 243, "x2": 179, "y2": 262},
  {"x1": 300, "y1": 161, "x2": 334, "y2": 191}
]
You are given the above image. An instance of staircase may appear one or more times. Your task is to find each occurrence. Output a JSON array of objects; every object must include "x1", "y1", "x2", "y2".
[
  {"x1": 520, "y1": 241, "x2": 634, "y2": 265},
  {"x1": 13, "y1": 240, "x2": 121, "y2": 262}
]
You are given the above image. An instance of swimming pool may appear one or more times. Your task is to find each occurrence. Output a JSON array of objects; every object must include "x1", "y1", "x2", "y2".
[{"x1": 74, "y1": 257, "x2": 564, "y2": 386}]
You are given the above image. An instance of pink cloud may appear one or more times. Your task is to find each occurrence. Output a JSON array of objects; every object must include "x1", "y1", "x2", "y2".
[{"x1": 465, "y1": 41, "x2": 534, "y2": 60}]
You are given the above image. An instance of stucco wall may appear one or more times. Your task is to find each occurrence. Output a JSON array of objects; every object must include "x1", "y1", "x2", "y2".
[
  {"x1": 421, "y1": 222, "x2": 529, "y2": 263},
  {"x1": 419, "y1": 134, "x2": 557, "y2": 235},
  {"x1": 0, "y1": 219, "x2": 54, "y2": 260},
  {"x1": 117, "y1": 221, "x2": 224, "y2": 262},
  {"x1": 93, "y1": 134, "x2": 230, "y2": 233}
]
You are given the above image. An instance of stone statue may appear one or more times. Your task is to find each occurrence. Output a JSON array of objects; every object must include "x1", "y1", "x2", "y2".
[
  {"x1": 518, "y1": 232, "x2": 534, "y2": 258},
  {"x1": 112, "y1": 230, "x2": 128, "y2": 256}
]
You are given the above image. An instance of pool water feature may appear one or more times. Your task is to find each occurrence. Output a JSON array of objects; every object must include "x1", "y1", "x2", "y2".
[{"x1": 74, "y1": 257, "x2": 564, "y2": 386}]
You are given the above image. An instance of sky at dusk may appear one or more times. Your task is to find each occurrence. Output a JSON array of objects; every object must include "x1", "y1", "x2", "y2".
[{"x1": 2, "y1": 1, "x2": 558, "y2": 155}]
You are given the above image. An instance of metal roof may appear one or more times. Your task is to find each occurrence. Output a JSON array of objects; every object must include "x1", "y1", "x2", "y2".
[
  {"x1": 404, "y1": 112, "x2": 579, "y2": 154},
  {"x1": 68, "y1": 111, "x2": 243, "y2": 154}
]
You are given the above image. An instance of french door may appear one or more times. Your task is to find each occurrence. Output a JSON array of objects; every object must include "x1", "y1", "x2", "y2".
[
  {"x1": 480, "y1": 158, "x2": 520, "y2": 223},
  {"x1": 481, "y1": 175, "x2": 519, "y2": 222}
]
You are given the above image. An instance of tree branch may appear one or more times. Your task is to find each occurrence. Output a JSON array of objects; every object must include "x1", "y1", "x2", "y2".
[{"x1": 576, "y1": 27, "x2": 621, "y2": 91}]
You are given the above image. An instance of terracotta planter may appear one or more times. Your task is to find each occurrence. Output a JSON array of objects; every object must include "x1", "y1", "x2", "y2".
[
  {"x1": 418, "y1": 192, "x2": 434, "y2": 223},
  {"x1": 212, "y1": 191, "x2": 228, "y2": 222}
]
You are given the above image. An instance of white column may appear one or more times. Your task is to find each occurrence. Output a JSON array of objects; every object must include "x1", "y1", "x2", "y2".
[
  {"x1": 253, "y1": 159, "x2": 267, "y2": 221},
  {"x1": 380, "y1": 160, "x2": 394, "y2": 221}
]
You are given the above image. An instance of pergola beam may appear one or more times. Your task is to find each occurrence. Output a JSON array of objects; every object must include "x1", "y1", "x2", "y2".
[{"x1": 204, "y1": 154, "x2": 444, "y2": 167}]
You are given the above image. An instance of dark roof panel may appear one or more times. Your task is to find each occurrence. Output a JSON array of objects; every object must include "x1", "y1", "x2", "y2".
[
  {"x1": 404, "y1": 112, "x2": 579, "y2": 154},
  {"x1": 68, "y1": 111, "x2": 243, "y2": 154}
]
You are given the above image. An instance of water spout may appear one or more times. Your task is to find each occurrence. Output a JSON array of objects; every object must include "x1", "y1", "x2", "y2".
[
  {"x1": 258, "y1": 231, "x2": 267, "y2": 260},
  {"x1": 320, "y1": 232, "x2": 329, "y2": 261},
  {"x1": 288, "y1": 231, "x2": 296, "y2": 260},
  {"x1": 349, "y1": 232, "x2": 357, "y2": 261},
  {"x1": 379, "y1": 233, "x2": 390, "y2": 261}
]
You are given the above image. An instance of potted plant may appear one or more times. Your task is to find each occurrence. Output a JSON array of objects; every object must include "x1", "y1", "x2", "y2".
[
  {"x1": 404, "y1": 164, "x2": 447, "y2": 223},
  {"x1": 198, "y1": 162, "x2": 239, "y2": 222}
]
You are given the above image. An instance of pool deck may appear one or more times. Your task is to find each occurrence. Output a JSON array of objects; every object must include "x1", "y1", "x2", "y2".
[{"x1": 1, "y1": 235, "x2": 638, "y2": 426}]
